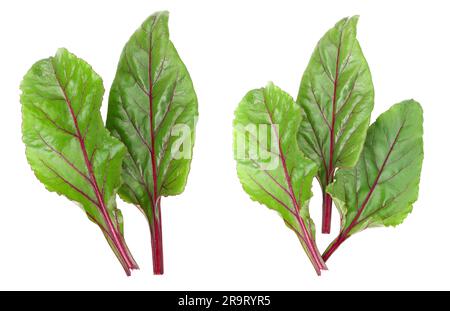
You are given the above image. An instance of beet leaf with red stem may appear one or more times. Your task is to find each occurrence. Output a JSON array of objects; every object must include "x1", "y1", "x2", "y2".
[
  {"x1": 296, "y1": 16, "x2": 374, "y2": 233},
  {"x1": 21, "y1": 48, "x2": 138, "y2": 275},
  {"x1": 323, "y1": 100, "x2": 423, "y2": 261},
  {"x1": 233, "y1": 83, "x2": 327, "y2": 275},
  {"x1": 106, "y1": 11, "x2": 198, "y2": 275}
]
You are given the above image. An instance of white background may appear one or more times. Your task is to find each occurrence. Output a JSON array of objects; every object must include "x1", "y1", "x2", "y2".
[{"x1": 0, "y1": 0, "x2": 448, "y2": 290}]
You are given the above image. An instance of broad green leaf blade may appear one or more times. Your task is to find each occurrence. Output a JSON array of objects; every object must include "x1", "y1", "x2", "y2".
[
  {"x1": 324, "y1": 100, "x2": 424, "y2": 260},
  {"x1": 298, "y1": 16, "x2": 374, "y2": 185},
  {"x1": 297, "y1": 16, "x2": 374, "y2": 232},
  {"x1": 233, "y1": 82, "x2": 326, "y2": 275},
  {"x1": 21, "y1": 48, "x2": 138, "y2": 275},
  {"x1": 106, "y1": 11, "x2": 198, "y2": 274}
]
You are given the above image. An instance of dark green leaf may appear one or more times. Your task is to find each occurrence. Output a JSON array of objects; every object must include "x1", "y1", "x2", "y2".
[
  {"x1": 297, "y1": 16, "x2": 374, "y2": 232},
  {"x1": 106, "y1": 11, "x2": 198, "y2": 274},
  {"x1": 323, "y1": 100, "x2": 424, "y2": 260}
]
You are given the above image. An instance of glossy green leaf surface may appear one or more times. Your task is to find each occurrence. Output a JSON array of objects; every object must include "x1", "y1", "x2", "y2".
[
  {"x1": 233, "y1": 82, "x2": 327, "y2": 275},
  {"x1": 297, "y1": 16, "x2": 374, "y2": 190},
  {"x1": 106, "y1": 11, "x2": 198, "y2": 274},
  {"x1": 21, "y1": 48, "x2": 138, "y2": 275},
  {"x1": 323, "y1": 100, "x2": 424, "y2": 260}
]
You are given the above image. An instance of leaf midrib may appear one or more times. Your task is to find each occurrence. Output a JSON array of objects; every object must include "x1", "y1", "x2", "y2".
[
  {"x1": 146, "y1": 15, "x2": 160, "y2": 226},
  {"x1": 327, "y1": 28, "x2": 344, "y2": 184}
]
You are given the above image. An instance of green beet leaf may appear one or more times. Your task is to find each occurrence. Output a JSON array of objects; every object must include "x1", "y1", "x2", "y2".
[
  {"x1": 21, "y1": 48, "x2": 138, "y2": 275},
  {"x1": 106, "y1": 11, "x2": 198, "y2": 275},
  {"x1": 233, "y1": 82, "x2": 327, "y2": 275},
  {"x1": 297, "y1": 16, "x2": 374, "y2": 233},
  {"x1": 323, "y1": 100, "x2": 424, "y2": 261}
]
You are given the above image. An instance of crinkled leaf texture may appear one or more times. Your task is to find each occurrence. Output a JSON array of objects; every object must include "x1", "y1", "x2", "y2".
[
  {"x1": 297, "y1": 16, "x2": 374, "y2": 233},
  {"x1": 106, "y1": 11, "x2": 198, "y2": 274},
  {"x1": 21, "y1": 48, "x2": 138, "y2": 275},
  {"x1": 298, "y1": 16, "x2": 374, "y2": 185},
  {"x1": 233, "y1": 82, "x2": 327, "y2": 275},
  {"x1": 323, "y1": 100, "x2": 424, "y2": 260}
]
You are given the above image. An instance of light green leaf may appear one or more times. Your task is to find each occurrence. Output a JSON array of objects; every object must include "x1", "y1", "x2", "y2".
[
  {"x1": 324, "y1": 100, "x2": 424, "y2": 260},
  {"x1": 233, "y1": 82, "x2": 326, "y2": 275},
  {"x1": 21, "y1": 48, "x2": 138, "y2": 275},
  {"x1": 106, "y1": 11, "x2": 198, "y2": 274}
]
